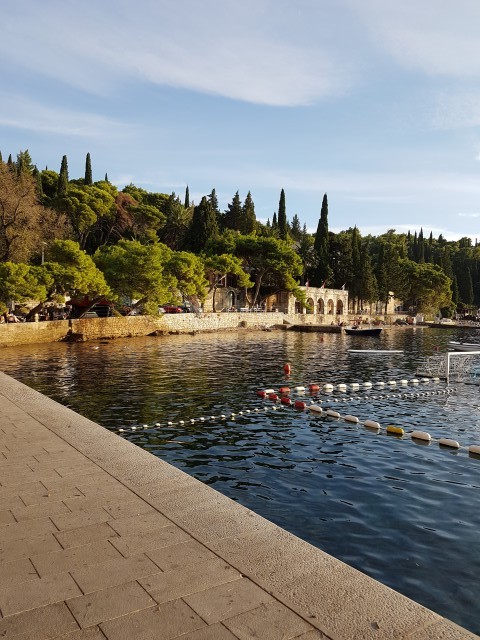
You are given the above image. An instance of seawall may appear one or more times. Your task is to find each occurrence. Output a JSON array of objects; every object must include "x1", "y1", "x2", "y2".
[{"x1": 0, "y1": 313, "x2": 341, "y2": 348}]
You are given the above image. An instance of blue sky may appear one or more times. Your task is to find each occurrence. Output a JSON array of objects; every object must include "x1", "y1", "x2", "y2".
[{"x1": 2, "y1": 0, "x2": 480, "y2": 241}]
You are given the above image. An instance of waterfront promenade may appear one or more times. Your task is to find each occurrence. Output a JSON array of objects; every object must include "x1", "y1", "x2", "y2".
[{"x1": 0, "y1": 372, "x2": 477, "y2": 639}]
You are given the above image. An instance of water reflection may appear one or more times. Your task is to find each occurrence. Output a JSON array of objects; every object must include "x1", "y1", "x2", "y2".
[{"x1": 1, "y1": 328, "x2": 480, "y2": 633}]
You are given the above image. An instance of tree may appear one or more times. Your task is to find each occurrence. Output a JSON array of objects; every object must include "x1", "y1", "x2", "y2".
[
  {"x1": 57, "y1": 155, "x2": 69, "y2": 196},
  {"x1": 312, "y1": 194, "x2": 332, "y2": 287},
  {"x1": 188, "y1": 196, "x2": 218, "y2": 252},
  {"x1": 158, "y1": 194, "x2": 190, "y2": 250},
  {"x1": 94, "y1": 240, "x2": 176, "y2": 315},
  {"x1": 398, "y1": 258, "x2": 452, "y2": 314},
  {"x1": 277, "y1": 189, "x2": 287, "y2": 240},
  {"x1": 84, "y1": 153, "x2": 93, "y2": 186},
  {"x1": 358, "y1": 244, "x2": 377, "y2": 308},
  {"x1": 184, "y1": 185, "x2": 190, "y2": 209},
  {"x1": 0, "y1": 262, "x2": 48, "y2": 310},
  {"x1": 233, "y1": 235, "x2": 303, "y2": 307},
  {"x1": 166, "y1": 251, "x2": 208, "y2": 308},
  {"x1": 16, "y1": 150, "x2": 34, "y2": 175},
  {"x1": 59, "y1": 184, "x2": 116, "y2": 250},
  {"x1": 204, "y1": 254, "x2": 253, "y2": 311},
  {"x1": 241, "y1": 191, "x2": 256, "y2": 234},
  {"x1": 290, "y1": 214, "x2": 302, "y2": 241},
  {"x1": 224, "y1": 191, "x2": 242, "y2": 231},
  {"x1": 0, "y1": 164, "x2": 64, "y2": 263}
]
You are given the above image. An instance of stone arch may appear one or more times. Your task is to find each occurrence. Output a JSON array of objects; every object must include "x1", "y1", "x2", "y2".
[
  {"x1": 306, "y1": 297, "x2": 315, "y2": 314},
  {"x1": 336, "y1": 299, "x2": 344, "y2": 315},
  {"x1": 317, "y1": 299, "x2": 325, "y2": 314},
  {"x1": 295, "y1": 300, "x2": 302, "y2": 313},
  {"x1": 327, "y1": 299, "x2": 334, "y2": 314}
]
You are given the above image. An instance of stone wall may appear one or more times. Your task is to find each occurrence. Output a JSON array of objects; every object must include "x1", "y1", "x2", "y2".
[{"x1": 0, "y1": 311, "x2": 359, "y2": 348}]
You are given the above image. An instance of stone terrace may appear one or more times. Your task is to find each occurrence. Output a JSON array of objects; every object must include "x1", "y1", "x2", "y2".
[{"x1": 0, "y1": 371, "x2": 477, "y2": 640}]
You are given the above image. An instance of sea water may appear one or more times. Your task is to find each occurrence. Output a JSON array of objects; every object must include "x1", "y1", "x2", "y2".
[{"x1": 1, "y1": 327, "x2": 479, "y2": 633}]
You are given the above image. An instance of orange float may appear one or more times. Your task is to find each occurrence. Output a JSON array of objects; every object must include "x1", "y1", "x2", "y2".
[
  {"x1": 283, "y1": 363, "x2": 291, "y2": 374},
  {"x1": 279, "y1": 386, "x2": 291, "y2": 394}
]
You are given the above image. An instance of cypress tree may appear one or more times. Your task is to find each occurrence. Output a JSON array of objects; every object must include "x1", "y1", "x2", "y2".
[
  {"x1": 241, "y1": 191, "x2": 256, "y2": 234},
  {"x1": 0, "y1": 151, "x2": 2, "y2": 164},
  {"x1": 313, "y1": 193, "x2": 332, "y2": 287},
  {"x1": 418, "y1": 228, "x2": 425, "y2": 263},
  {"x1": 32, "y1": 166, "x2": 43, "y2": 197},
  {"x1": 84, "y1": 152, "x2": 93, "y2": 185},
  {"x1": 104, "y1": 173, "x2": 109, "y2": 183},
  {"x1": 7, "y1": 154, "x2": 15, "y2": 172},
  {"x1": 188, "y1": 196, "x2": 218, "y2": 252},
  {"x1": 184, "y1": 185, "x2": 190, "y2": 209},
  {"x1": 271, "y1": 212, "x2": 278, "y2": 229},
  {"x1": 57, "y1": 155, "x2": 69, "y2": 195},
  {"x1": 277, "y1": 189, "x2": 287, "y2": 240},
  {"x1": 359, "y1": 244, "x2": 378, "y2": 308}
]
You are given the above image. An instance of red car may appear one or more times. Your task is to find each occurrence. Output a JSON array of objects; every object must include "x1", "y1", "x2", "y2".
[{"x1": 161, "y1": 305, "x2": 183, "y2": 314}]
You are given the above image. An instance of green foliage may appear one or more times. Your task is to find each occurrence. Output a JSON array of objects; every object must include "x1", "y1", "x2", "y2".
[
  {"x1": 188, "y1": 196, "x2": 218, "y2": 252},
  {"x1": 84, "y1": 153, "x2": 93, "y2": 186},
  {"x1": 312, "y1": 194, "x2": 332, "y2": 286},
  {"x1": 44, "y1": 240, "x2": 110, "y2": 301},
  {"x1": 398, "y1": 258, "x2": 452, "y2": 313},
  {"x1": 223, "y1": 191, "x2": 242, "y2": 231},
  {"x1": 57, "y1": 155, "x2": 69, "y2": 196},
  {"x1": 204, "y1": 253, "x2": 253, "y2": 311},
  {"x1": 277, "y1": 189, "x2": 287, "y2": 240},
  {"x1": 94, "y1": 239, "x2": 176, "y2": 311},
  {"x1": 0, "y1": 262, "x2": 47, "y2": 306}
]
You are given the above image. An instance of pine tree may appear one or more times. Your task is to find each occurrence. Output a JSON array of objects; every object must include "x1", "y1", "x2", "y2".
[
  {"x1": 104, "y1": 173, "x2": 109, "y2": 183},
  {"x1": 57, "y1": 155, "x2": 69, "y2": 195},
  {"x1": 84, "y1": 152, "x2": 93, "y2": 185},
  {"x1": 224, "y1": 191, "x2": 242, "y2": 231},
  {"x1": 312, "y1": 194, "x2": 332, "y2": 287},
  {"x1": 290, "y1": 214, "x2": 302, "y2": 240},
  {"x1": 277, "y1": 189, "x2": 287, "y2": 240},
  {"x1": 184, "y1": 185, "x2": 190, "y2": 209},
  {"x1": 271, "y1": 212, "x2": 278, "y2": 229},
  {"x1": 7, "y1": 154, "x2": 15, "y2": 172},
  {"x1": 16, "y1": 150, "x2": 34, "y2": 174},
  {"x1": 241, "y1": 191, "x2": 256, "y2": 234}
]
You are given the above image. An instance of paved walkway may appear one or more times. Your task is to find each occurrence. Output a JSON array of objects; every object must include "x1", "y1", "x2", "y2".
[{"x1": 0, "y1": 372, "x2": 477, "y2": 640}]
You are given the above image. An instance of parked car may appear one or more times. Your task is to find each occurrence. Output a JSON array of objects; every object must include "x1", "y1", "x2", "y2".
[
  {"x1": 161, "y1": 305, "x2": 183, "y2": 314},
  {"x1": 83, "y1": 311, "x2": 99, "y2": 318}
]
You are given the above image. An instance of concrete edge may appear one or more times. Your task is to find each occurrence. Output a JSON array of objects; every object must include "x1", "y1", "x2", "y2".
[{"x1": 0, "y1": 371, "x2": 476, "y2": 640}]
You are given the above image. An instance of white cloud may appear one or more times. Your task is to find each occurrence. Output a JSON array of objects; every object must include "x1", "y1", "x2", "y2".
[
  {"x1": 0, "y1": 0, "x2": 353, "y2": 107},
  {"x1": 458, "y1": 212, "x2": 480, "y2": 218},
  {"x1": 346, "y1": 0, "x2": 480, "y2": 77},
  {"x1": 0, "y1": 94, "x2": 133, "y2": 138}
]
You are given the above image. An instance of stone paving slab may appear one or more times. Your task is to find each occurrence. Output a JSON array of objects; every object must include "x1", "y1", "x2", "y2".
[{"x1": 0, "y1": 371, "x2": 478, "y2": 640}]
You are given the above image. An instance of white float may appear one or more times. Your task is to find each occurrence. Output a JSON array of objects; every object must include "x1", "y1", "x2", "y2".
[
  {"x1": 438, "y1": 438, "x2": 460, "y2": 449},
  {"x1": 343, "y1": 415, "x2": 359, "y2": 423},
  {"x1": 309, "y1": 404, "x2": 323, "y2": 413},
  {"x1": 411, "y1": 430, "x2": 431, "y2": 442},
  {"x1": 326, "y1": 409, "x2": 341, "y2": 418}
]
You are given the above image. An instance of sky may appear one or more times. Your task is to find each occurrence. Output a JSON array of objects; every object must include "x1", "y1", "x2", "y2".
[{"x1": 1, "y1": 0, "x2": 480, "y2": 242}]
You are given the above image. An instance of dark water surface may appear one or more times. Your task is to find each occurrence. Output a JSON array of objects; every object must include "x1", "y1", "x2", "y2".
[{"x1": 1, "y1": 327, "x2": 479, "y2": 633}]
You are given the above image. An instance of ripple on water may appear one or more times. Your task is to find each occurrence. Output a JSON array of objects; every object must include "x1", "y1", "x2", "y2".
[{"x1": 1, "y1": 329, "x2": 480, "y2": 634}]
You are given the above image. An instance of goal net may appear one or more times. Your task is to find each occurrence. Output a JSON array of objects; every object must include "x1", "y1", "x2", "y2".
[{"x1": 416, "y1": 351, "x2": 480, "y2": 383}]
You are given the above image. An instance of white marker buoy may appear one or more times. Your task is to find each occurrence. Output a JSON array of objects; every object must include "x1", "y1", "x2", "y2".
[{"x1": 411, "y1": 430, "x2": 431, "y2": 442}]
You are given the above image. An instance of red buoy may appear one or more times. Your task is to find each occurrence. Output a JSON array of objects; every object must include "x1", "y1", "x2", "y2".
[
  {"x1": 284, "y1": 363, "x2": 291, "y2": 374},
  {"x1": 309, "y1": 384, "x2": 320, "y2": 392},
  {"x1": 294, "y1": 400, "x2": 307, "y2": 410},
  {"x1": 256, "y1": 390, "x2": 267, "y2": 398},
  {"x1": 279, "y1": 386, "x2": 291, "y2": 394},
  {"x1": 281, "y1": 396, "x2": 292, "y2": 405},
  {"x1": 269, "y1": 393, "x2": 279, "y2": 401}
]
